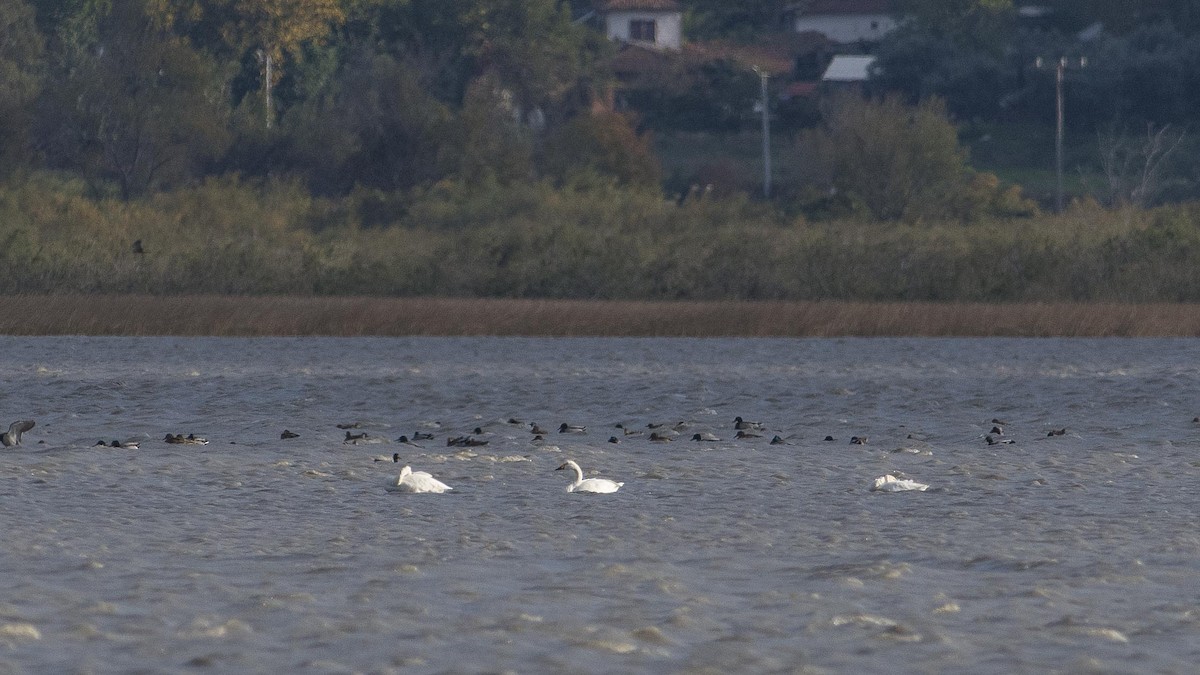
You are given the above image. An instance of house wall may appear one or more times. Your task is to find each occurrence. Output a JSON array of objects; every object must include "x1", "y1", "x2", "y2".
[
  {"x1": 605, "y1": 11, "x2": 683, "y2": 50},
  {"x1": 792, "y1": 14, "x2": 896, "y2": 44}
]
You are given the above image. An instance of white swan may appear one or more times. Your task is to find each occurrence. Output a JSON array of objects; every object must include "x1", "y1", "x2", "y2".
[
  {"x1": 388, "y1": 465, "x2": 453, "y2": 494},
  {"x1": 871, "y1": 474, "x2": 929, "y2": 492},
  {"x1": 556, "y1": 460, "x2": 623, "y2": 494}
]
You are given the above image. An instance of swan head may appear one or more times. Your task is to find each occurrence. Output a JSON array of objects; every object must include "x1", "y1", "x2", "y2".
[
  {"x1": 555, "y1": 460, "x2": 582, "y2": 473},
  {"x1": 399, "y1": 465, "x2": 412, "y2": 479}
]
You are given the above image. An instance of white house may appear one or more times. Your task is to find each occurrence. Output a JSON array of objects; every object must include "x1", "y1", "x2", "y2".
[
  {"x1": 598, "y1": 0, "x2": 683, "y2": 51},
  {"x1": 787, "y1": 0, "x2": 898, "y2": 45}
]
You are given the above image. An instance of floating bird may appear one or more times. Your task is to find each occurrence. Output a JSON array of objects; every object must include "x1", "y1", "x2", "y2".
[
  {"x1": 411, "y1": 431, "x2": 435, "y2": 441},
  {"x1": 692, "y1": 432, "x2": 720, "y2": 442},
  {"x1": 734, "y1": 430, "x2": 762, "y2": 439},
  {"x1": 1, "y1": 420, "x2": 35, "y2": 447},
  {"x1": 871, "y1": 474, "x2": 930, "y2": 492},
  {"x1": 986, "y1": 435, "x2": 1014, "y2": 445},
  {"x1": 388, "y1": 465, "x2": 453, "y2": 494},
  {"x1": 95, "y1": 439, "x2": 139, "y2": 449},
  {"x1": 770, "y1": 435, "x2": 788, "y2": 445},
  {"x1": 280, "y1": 429, "x2": 299, "y2": 439},
  {"x1": 608, "y1": 436, "x2": 620, "y2": 444},
  {"x1": 615, "y1": 423, "x2": 642, "y2": 437},
  {"x1": 530, "y1": 423, "x2": 549, "y2": 435},
  {"x1": 556, "y1": 460, "x2": 622, "y2": 494},
  {"x1": 1047, "y1": 428, "x2": 1067, "y2": 437},
  {"x1": 734, "y1": 416, "x2": 764, "y2": 430},
  {"x1": 648, "y1": 432, "x2": 674, "y2": 442},
  {"x1": 558, "y1": 423, "x2": 587, "y2": 434},
  {"x1": 395, "y1": 435, "x2": 422, "y2": 447},
  {"x1": 989, "y1": 425, "x2": 1004, "y2": 435},
  {"x1": 336, "y1": 423, "x2": 360, "y2": 430},
  {"x1": 446, "y1": 435, "x2": 488, "y2": 447},
  {"x1": 823, "y1": 435, "x2": 835, "y2": 442},
  {"x1": 850, "y1": 436, "x2": 868, "y2": 445},
  {"x1": 165, "y1": 433, "x2": 208, "y2": 445}
]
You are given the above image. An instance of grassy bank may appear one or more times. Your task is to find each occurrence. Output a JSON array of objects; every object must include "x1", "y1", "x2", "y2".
[
  {"x1": 4, "y1": 173, "x2": 1200, "y2": 303},
  {"x1": 3, "y1": 295, "x2": 1200, "y2": 336}
]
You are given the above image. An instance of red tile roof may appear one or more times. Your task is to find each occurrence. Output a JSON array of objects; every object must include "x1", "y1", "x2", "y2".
[{"x1": 598, "y1": 0, "x2": 682, "y2": 12}]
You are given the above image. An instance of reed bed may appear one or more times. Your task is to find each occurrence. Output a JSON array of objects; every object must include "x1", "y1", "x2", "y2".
[{"x1": 3, "y1": 295, "x2": 1200, "y2": 336}]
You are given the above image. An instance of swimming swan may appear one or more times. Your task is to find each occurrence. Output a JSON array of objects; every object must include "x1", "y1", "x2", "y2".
[
  {"x1": 871, "y1": 474, "x2": 929, "y2": 492},
  {"x1": 556, "y1": 460, "x2": 623, "y2": 494},
  {"x1": 388, "y1": 465, "x2": 453, "y2": 494}
]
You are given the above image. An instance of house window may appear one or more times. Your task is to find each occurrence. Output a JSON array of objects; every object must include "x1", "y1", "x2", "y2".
[{"x1": 630, "y1": 19, "x2": 656, "y2": 43}]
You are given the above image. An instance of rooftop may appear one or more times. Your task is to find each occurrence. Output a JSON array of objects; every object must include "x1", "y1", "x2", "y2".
[{"x1": 821, "y1": 54, "x2": 876, "y2": 81}]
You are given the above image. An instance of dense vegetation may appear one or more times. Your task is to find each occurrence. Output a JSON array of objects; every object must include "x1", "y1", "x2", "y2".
[
  {"x1": 5, "y1": 174, "x2": 1200, "y2": 301},
  {"x1": 1, "y1": 0, "x2": 1199, "y2": 301}
]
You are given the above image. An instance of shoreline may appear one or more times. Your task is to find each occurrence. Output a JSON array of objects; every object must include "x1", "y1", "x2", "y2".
[{"x1": 3, "y1": 295, "x2": 1200, "y2": 337}]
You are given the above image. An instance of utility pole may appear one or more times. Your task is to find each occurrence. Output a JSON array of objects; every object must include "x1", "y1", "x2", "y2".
[
  {"x1": 753, "y1": 66, "x2": 771, "y2": 199},
  {"x1": 1036, "y1": 56, "x2": 1086, "y2": 212}
]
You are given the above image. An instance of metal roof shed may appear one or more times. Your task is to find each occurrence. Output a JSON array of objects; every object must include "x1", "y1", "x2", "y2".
[{"x1": 821, "y1": 55, "x2": 876, "y2": 82}]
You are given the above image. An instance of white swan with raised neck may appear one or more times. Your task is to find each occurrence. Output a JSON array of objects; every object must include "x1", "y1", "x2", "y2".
[{"x1": 556, "y1": 460, "x2": 622, "y2": 494}]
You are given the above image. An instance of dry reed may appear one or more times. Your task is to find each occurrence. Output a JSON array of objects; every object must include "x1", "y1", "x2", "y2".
[{"x1": 4, "y1": 295, "x2": 1200, "y2": 337}]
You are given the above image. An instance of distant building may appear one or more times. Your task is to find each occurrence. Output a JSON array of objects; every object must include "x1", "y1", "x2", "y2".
[
  {"x1": 821, "y1": 54, "x2": 876, "y2": 92},
  {"x1": 597, "y1": 0, "x2": 684, "y2": 51},
  {"x1": 785, "y1": 0, "x2": 898, "y2": 45}
]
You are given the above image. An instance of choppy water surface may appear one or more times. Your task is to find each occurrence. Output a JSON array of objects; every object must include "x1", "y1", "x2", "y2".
[{"x1": 1, "y1": 336, "x2": 1199, "y2": 673}]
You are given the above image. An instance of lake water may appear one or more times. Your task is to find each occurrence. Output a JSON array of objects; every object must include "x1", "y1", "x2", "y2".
[{"x1": 1, "y1": 336, "x2": 1198, "y2": 673}]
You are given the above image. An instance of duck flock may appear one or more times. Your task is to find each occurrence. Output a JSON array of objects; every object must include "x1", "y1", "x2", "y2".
[{"x1": 1, "y1": 413, "x2": 1092, "y2": 495}]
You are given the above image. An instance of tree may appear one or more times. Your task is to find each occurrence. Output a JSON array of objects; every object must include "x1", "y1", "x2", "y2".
[
  {"x1": 871, "y1": 25, "x2": 1007, "y2": 119},
  {"x1": 441, "y1": 73, "x2": 532, "y2": 185},
  {"x1": 0, "y1": 0, "x2": 44, "y2": 173},
  {"x1": 37, "y1": 1, "x2": 230, "y2": 198},
  {"x1": 895, "y1": 0, "x2": 1014, "y2": 51},
  {"x1": 279, "y1": 49, "x2": 450, "y2": 194},
  {"x1": 1042, "y1": 1, "x2": 1200, "y2": 36},
  {"x1": 621, "y1": 56, "x2": 760, "y2": 132},
  {"x1": 1096, "y1": 122, "x2": 1186, "y2": 208},
  {"x1": 540, "y1": 111, "x2": 661, "y2": 187},
  {"x1": 459, "y1": 0, "x2": 595, "y2": 123},
  {"x1": 145, "y1": 0, "x2": 345, "y2": 128},
  {"x1": 684, "y1": 0, "x2": 791, "y2": 42},
  {"x1": 797, "y1": 94, "x2": 983, "y2": 221},
  {"x1": 234, "y1": 0, "x2": 343, "y2": 128}
]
